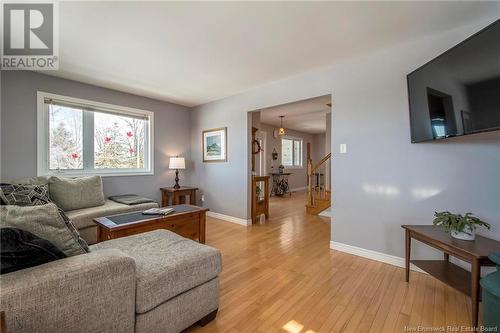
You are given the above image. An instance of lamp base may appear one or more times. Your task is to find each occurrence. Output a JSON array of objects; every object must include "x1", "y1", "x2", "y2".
[{"x1": 174, "y1": 169, "x2": 180, "y2": 189}]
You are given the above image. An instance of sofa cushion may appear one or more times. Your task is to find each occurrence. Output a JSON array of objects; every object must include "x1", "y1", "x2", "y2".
[
  {"x1": 49, "y1": 176, "x2": 105, "y2": 211},
  {"x1": 0, "y1": 183, "x2": 51, "y2": 206},
  {"x1": 66, "y1": 199, "x2": 159, "y2": 230},
  {"x1": 0, "y1": 203, "x2": 88, "y2": 257},
  {"x1": 0, "y1": 183, "x2": 89, "y2": 252},
  {"x1": 10, "y1": 176, "x2": 50, "y2": 185},
  {"x1": 90, "y1": 229, "x2": 222, "y2": 314}
]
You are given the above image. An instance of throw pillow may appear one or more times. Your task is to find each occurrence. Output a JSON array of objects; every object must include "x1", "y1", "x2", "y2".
[
  {"x1": 58, "y1": 208, "x2": 90, "y2": 252},
  {"x1": 49, "y1": 176, "x2": 105, "y2": 211},
  {"x1": 0, "y1": 227, "x2": 67, "y2": 274},
  {"x1": 0, "y1": 183, "x2": 51, "y2": 206},
  {"x1": 0, "y1": 203, "x2": 88, "y2": 257},
  {"x1": 0, "y1": 183, "x2": 89, "y2": 252}
]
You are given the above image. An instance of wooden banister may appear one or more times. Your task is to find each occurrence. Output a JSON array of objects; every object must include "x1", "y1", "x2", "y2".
[
  {"x1": 306, "y1": 153, "x2": 332, "y2": 208},
  {"x1": 311, "y1": 153, "x2": 331, "y2": 173}
]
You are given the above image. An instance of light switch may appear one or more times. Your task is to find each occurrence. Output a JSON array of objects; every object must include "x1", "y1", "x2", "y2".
[{"x1": 339, "y1": 144, "x2": 347, "y2": 154}]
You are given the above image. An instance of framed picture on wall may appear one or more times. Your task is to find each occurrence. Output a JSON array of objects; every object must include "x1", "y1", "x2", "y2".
[{"x1": 202, "y1": 127, "x2": 227, "y2": 162}]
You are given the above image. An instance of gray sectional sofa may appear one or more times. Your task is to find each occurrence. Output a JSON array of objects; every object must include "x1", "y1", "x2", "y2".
[
  {"x1": 1, "y1": 229, "x2": 222, "y2": 333},
  {"x1": 1, "y1": 175, "x2": 223, "y2": 332}
]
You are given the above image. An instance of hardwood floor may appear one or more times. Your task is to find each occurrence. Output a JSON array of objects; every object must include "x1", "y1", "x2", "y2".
[{"x1": 188, "y1": 191, "x2": 474, "y2": 333}]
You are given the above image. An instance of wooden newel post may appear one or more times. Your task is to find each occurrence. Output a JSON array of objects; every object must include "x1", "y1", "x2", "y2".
[{"x1": 307, "y1": 142, "x2": 313, "y2": 206}]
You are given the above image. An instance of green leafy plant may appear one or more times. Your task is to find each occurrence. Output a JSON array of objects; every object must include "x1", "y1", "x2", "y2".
[
  {"x1": 256, "y1": 185, "x2": 262, "y2": 196},
  {"x1": 433, "y1": 211, "x2": 490, "y2": 235}
]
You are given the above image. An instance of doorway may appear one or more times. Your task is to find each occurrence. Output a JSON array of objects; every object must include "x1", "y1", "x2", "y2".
[{"x1": 249, "y1": 94, "x2": 332, "y2": 223}]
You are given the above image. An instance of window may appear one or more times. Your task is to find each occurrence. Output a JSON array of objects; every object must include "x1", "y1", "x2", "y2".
[
  {"x1": 281, "y1": 137, "x2": 302, "y2": 168},
  {"x1": 37, "y1": 92, "x2": 154, "y2": 176}
]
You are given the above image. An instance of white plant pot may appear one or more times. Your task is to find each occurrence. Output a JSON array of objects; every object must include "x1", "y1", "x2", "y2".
[{"x1": 451, "y1": 227, "x2": 475, "y2": 241}]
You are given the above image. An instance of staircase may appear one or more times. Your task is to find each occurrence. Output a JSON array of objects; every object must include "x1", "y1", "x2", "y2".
[{"x1": 305, "y1": 153, "x2": 332, "y2": 215}]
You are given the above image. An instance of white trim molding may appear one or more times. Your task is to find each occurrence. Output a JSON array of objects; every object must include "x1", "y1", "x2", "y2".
[
  {"x1": 207, "y1": 211, "x2": 251, "y2": 226},
  {"x1": 329, "y1": 241, "x2": 426, "y2": 273}
]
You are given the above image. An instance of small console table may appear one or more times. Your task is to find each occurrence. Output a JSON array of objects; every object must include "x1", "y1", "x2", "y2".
[
  {"x1": 161, "y1": 186, "x2": 198, "y2": 207},
  {"x1": 251, "y1": 175, "x2": 270, "y2": 223},
  {"x1": 270, "y1": 172, "x2": 292, "y2": 196},
  {"x1": 402, "y1": 225, "x2": 500, "y2": 328}
]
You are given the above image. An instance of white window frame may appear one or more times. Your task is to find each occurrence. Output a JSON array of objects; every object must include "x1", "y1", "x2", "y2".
[
  {"x1": 281, "y1": 136, "x2": 303, "y2": 169},
  {"x1": 37, "y1": 91, "x2": 154, "y2": 177}
]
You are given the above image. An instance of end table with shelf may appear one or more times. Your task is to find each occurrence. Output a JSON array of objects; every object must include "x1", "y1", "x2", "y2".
[
  {"x1": 402, "y1": 225, "x2": 500, "y2": 329},
  {"x1": 161, "y1": 186, "x2": 198, "y2": 207}
]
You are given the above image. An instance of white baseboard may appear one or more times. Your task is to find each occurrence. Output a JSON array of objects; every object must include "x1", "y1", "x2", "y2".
[
  {"x1": 290, "y1": 186, "x2": 307, "y2": 192},
  {"x1": 207, "y1": 211, "x2": 251, "y2": 226},
  {"x1": 329, "y1": 241, "x2": 426, "y2": 273}
]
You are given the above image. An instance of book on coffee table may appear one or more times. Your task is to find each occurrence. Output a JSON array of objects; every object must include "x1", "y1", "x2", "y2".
[{"x1": 142, "y1": 207, "x2": 174, "y2": 215}]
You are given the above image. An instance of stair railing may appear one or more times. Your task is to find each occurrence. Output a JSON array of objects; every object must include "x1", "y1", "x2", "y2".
[{"x1": 307, "y1": 153, "x2": 331, "y2": 207}]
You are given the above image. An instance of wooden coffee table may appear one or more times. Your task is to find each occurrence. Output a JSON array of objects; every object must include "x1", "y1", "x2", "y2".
[{"x1": 94, "y1": 205, "x2": 208, "y2": 243}]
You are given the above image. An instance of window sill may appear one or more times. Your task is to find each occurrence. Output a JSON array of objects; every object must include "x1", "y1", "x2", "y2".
[
  {"x1": 39, "y1": 170, "x2": 155, "y2": 177},
  {"x1": 283, "y1": 166, "x2": 303, "y2": 170}
]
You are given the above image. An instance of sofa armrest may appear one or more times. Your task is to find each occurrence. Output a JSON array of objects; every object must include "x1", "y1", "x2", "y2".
[{"x1": 0, "y1": 249, "x2": 136, "y2": 333}]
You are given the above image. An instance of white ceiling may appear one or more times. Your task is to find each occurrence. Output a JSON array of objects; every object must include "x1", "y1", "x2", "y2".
[
  {"x1": 259, "y1": 95, "x2": 331, "y2": 134},
  {"x1": 45, "y1": 1, "x2": 500, "y2": 107}
]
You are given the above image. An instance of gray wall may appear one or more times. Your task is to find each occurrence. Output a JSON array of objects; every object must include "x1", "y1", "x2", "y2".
[
  {"x1": 190, "y1": 18, "x2": 500, "y2": 260},
  {"x1": 311, "y1": 133, "x2": 326, "y2": 162},
  {"x1": 1, "y1": 71, "x2": 192, "y2": 203}
]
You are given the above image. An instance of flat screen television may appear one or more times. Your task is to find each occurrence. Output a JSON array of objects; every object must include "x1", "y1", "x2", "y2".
[{"x1": 407, "y1": 19, "x2": 500, "y2": 143}]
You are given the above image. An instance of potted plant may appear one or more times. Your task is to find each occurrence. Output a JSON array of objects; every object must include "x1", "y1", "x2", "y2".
[
  {"x1": 256, "y1": 185, "x2": 262, "y2": 197},
  {"x1": 433, "y1": 211, "x2": 490, "y2": 241}
]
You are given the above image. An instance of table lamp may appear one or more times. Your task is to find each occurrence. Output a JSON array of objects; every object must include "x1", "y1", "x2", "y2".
[{"x1": 169, "y1": 157, "x2": 186, "y2": 189}]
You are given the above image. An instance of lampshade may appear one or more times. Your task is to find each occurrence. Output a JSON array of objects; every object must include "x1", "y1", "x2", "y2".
[{"x1": 169, "y1": 157, "x2": 186, "y2": 169}]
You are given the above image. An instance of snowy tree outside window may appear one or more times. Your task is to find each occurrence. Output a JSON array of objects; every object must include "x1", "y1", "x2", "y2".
[{"x1": 40, "y1": 93, "x2": 153, "y2": 176}]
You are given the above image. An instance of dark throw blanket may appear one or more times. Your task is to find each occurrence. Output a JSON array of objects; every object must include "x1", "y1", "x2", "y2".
[
  {"x1": 108, "y1": 194, "x2": 156, "y2": 206},
  {"x1": 1, "y1": 228, "x2": 67, "y2": 274}
]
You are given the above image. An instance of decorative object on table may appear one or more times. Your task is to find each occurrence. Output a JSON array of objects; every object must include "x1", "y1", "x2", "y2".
[
  {"x1": 270, "y1": 172, "x2": 292, "y2": 197},
  {"x1": 432, "y1": 211, "x2": 490, "y2": 241},
  {"x1": 278, "y1": 164, "x2": 284, "y2": 174},
  {"x1": 272, "y1": 148, "x2": 278, "y2": 161},
  {"x1": 169, "y1": 156, "x2": 186, "y2": 189},
  {"x1": 202, "y1": 127, "x2": 227, "y2": 162},
  {"x1": 278, "y1": 115, "x2": 286, "y2": 136},
  {"x1": 160, "y1": 186, "x2": 198, "y2": 206},
  {"x1": 480, "y1": 251, "x2": 500, "y2": 330},
  {"x1": 255, "y1": 185, "x2": 262, "y2": 196},
  {"x1": 142, "y1": 207, "x2": 174, "y2": 216}
]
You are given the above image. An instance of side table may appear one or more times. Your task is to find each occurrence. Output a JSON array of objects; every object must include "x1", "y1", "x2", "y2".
[
  {"x1": 161, "y1": 186, "x2": 198, "y2": 207},
  {"x1": 402, "y1": 225, "x2": 500, "y2": 329}
]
